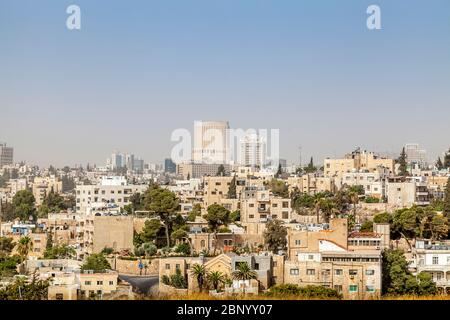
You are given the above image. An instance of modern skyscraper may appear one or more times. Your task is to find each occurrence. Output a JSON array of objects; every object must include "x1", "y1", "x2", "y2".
[
  {"x1": 239, "y1": 133, "x2": 266, "y2": 168},
  {"x1": 404, "y1": 143, "x2": 427, "y2": 168},
  {"x1": 164, "y1": 158, "x2": 176, "y2": 173},
  {"x1": 0, "y1": 143, "x2": 14, "y2": 168},
  {"x1": 192, "y1": 121, "x2": 229, "y2": 164}
]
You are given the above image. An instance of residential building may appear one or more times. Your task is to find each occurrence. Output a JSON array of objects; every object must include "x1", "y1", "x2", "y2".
[
  {"x1": 32, "y1": 176, "x2": 63, "y2": 206},
  {"x1": 75, "y1": 176, "x2": 147, "y2": 213},
  {"x1": 0, "y1": 143, "x2": 13, "y2": 168}
]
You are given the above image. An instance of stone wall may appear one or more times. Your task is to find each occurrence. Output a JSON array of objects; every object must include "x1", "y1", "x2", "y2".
[{"x1": 108, "y1": 257, "x2": 159, "y2": 275}]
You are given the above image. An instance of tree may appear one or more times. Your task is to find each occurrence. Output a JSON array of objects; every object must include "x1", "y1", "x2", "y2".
[
  {"x1": 144, "y1": 186, "x2": 179, "y2": 248},
  {"x1": 266, "y1": 179, "x2": 289, "y2": 198},
  {"x1": 134, "y1": 243, "x2": 157, "y2": 257},
  {"x1": 232, "y1": 261, "x2": 257, "y2": 294},
  {"x1": 138, "y1": 219, "x2": 163, "y2": 244},
  {"x1": 216, "y1": 164, "x2": 226, "y2": 177},
  {"x1": 275, "y1": 164, "x2": 282, "y2": 178},
  {"x1": 17, "y1": 236, "x2": 33, "y2": 263},
  {"x1": 444, "y1": 176, "x2": 450, "y2": 218},
  {"x1": 204, "y1": 204, "x2": 230, "y2": 255},
  {"x1": 81, "y1": 253, "x2": 111, "y2": 272},
  {"x1": 373, "y1": 212, "x2": 392, "y2": 224},
  {"x1": 227, "y1": 175, "x2": 237, "y2": 199},
  {"x1": 12, "y1": 190, "x2": 36, "y2": 221},
  {"x1": 359, "y1": 220, "x2": 373, "y2": 232},
  {"x1": 0, "y1": 237, "x2": 15, "y2": 257},
  {"x1": 382, "y1": 249, "x2": 436, "y2": 295},
  {"x1": 397, "y1": 147, "x2": 408, "y2": 176},
  {"x1": 436, "y1": 157, "x2": 444, "y2": 170},
  {"x1": 207, "y1": 271, "x2": 226, "y2": 291},
  {"x1": 444, "y1": 148, "x2": 450, "y2": 169},
  {"x1": 61, "y1": 175, "x2": 75, "y2": 193},
  {"x1": 230, "y1": 210, "x2": 240, "y2": 222},
  {"x1": 190, "y1": 263, "x2": 207, "y2": 293},
  {"x1": 263, "y1": 220, "x2": 287, "y2": 253},
  {"x1": 187, "y1": 204, "x2": 202, "y2": 222},
  {"x1": 0, "y1": 201, "x2": 15, "y2": 221},
  {"x1": 0, "y1": 274, "x2": 50, "y2": 300},
  {"x1": 429, "y1": 214, "x2": 449, "y2": 240},
  {"x1": 304, "y1": 157, "x2": 317, "y2": 173},
  {"x1": 43, "y1": 244, "x2": 76, "y2": 259}
]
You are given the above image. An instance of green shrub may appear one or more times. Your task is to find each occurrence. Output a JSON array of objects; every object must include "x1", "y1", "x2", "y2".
[
  {"x1": 266, "y1": 284, "x2": 342, "y2": 299},
  {"x1": 174, "y1": 243, "x2": 191, "y2": 255}
]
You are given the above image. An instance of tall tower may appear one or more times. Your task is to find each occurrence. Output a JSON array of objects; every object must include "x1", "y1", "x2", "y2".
[{"x1": 192, "y1": 121, "x2": 229, "y2": 164}]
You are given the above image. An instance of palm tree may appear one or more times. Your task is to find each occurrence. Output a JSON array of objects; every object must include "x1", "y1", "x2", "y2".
[
  {"x1": 348, "y1": 191, "x2": 359, "y2": 222},
  {"x1": 207, "y1": 271, "x2": 226, "y2": 291},
  {"x1": 190, "y1": 263, "x2": 207, "y2": 292},
  {"x1": 17, "y1": 236, "x2": 33, "y2": 262},
  {"x1": 232, "y1": 262, "x2": 257, "y2": 294}
]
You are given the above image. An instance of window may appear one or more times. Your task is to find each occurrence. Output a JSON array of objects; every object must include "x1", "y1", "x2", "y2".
[
  {"x1": 249, "y1": 204, "x2": 254, "y2": 207},
  {"x1": 97, "y1": 281, "x2": 103, "y2": 285},
  {"x1": 349, "y1": 285, "x2": 358, "y2": 292},
  {"x1": 55, "y1": 293, "x2": 64, "y2": 300},
  {"x1": 254, "y1": 263, "x2": 259, "y2": 270},
  {"x1": 85, "y1": 281, "x2": 91, "y2": 285},
  {"x1": 295, "y1": 240, "x2": 301, "y2": 246},
  {"x1": 366, "y1": 285, "x2": 375, "y2": 292},
  {"x1": 165, "y1": 264, "x2": 170, "y2": 270},
  {"x1": 365, "y1": 269, "x2": 375, "y2": 276},
  {"x1": 282, "y1": 202, "x2": 289, "y2": 208},
  {"x1": 349, "y1": 269, "x2": 358, "y2": 275},
  {"x1": 335, "y1": 269, "x2": 343, "y2": 275},
  {"x1": 109, "y1": 281, "x2": 114, "y2": 285},
  {"x1": 175, "y1": 264, "x2": 180, "y2": 270},
  {"x1": 273, "y1": 261, "x2": 277, "y2": 267},
  {"x1": 308, "y1": 255, "x2": 314, "y2": 260},
  {"x1": 272, "y1": 203, "x2": 278, "y2": 208},
  {"x1": 432, "y1": 256, "x2": 439, "y2": 265},
  {"x1": 290, "y1": 268, "x2": 299, "y2": 275},
  {"x1": 334, "y1": 285, "x2": 342, "y2": 293},
  {"x1": 200, "y1": 240, "x2": 206, "y2": 248},
  {"x1": 282, "y1": 212, "x2": 289, "y2": 219},
  {"x1": 306, "y1": 269, "x2": 315, "y2": 275}
]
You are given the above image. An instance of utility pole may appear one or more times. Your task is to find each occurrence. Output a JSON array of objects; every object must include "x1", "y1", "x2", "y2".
[{"x1": 298, "y1": 146, "x2": 302, "y2": 169}]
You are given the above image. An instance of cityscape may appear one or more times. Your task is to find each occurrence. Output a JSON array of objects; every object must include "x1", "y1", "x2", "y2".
[
  {"x1": 1, "y1": 131, "x2": 450, "y2": 300},
  {"x1": 1, "y1": 0, "x2": 450, "y2": 311}
]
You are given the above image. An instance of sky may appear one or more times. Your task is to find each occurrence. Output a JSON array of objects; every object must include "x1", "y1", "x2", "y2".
[{"x1": 1, "y1": 0, "x2": 449, "y2": 168}]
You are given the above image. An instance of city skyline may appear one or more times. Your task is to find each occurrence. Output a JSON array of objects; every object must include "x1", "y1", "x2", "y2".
[{"x1": 1, "y1": 0, "x2": 450, "y2": 167}]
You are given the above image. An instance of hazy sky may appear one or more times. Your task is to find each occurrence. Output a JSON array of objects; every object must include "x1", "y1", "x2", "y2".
[{"x1": 1, "y1": 0, "x2": 449, "y2": 168}]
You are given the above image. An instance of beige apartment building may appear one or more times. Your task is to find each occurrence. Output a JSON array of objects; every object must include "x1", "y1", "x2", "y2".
[
  {"x1": 287, "y1": 174, "x2": 336, "y2": 195},
  {"x1": 240, "y1": 187, "x2": 292, "y2": 227},
  {"x1": 32, "y1": 176, "x2": 63, "y2": 206},
  {"x1": 386, "y1": 177, "x2": 430, "y2": 208},
  {"x1": 77, "y1": 211, "x2": 133, "y2": 259},
  {"x1": 177, "y1": 163, "x2": 231, "y2": 179},
  {"x1": 324, "y1": 149, "x2": 394, "y2": 180},
  {"x1": 285, "y1": 219, "x2": 382, "y2": 299}
]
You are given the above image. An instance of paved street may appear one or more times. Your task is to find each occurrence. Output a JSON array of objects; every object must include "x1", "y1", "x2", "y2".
[{"x1": 118, "y1": 275, "x2": 159, "y2": 295}]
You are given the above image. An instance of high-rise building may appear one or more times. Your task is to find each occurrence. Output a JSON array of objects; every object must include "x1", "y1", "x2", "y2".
[
  {"x1": 0, "y1": 143, "x2": 13, "y2": 168},
  {"x1": 164, "y1": 158, "x2": 176, "y2": 173},
  {"x1": 404, "y1": 143, "x2": 427, "y2": 168},
  {"x1": 192, "y1": 121, "x2": 229, "y2": 164},
  {"x1": 239, "y1": 133, "x2": 266, "y2": 168}
]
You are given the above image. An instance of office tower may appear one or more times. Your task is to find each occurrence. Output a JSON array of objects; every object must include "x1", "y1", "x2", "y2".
[
  {"x1": 404, "y1": 143, "x2": 427, "y2": 168},
  {"x1": 0, "y1": 143, "x2": 13, "y2": 167},
  {"x1": 192, "y1": 121, "x2": 229, "y2": 164},
  {"x1": 164, "y1": 158, "x2": 176, "y2": 173}
]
